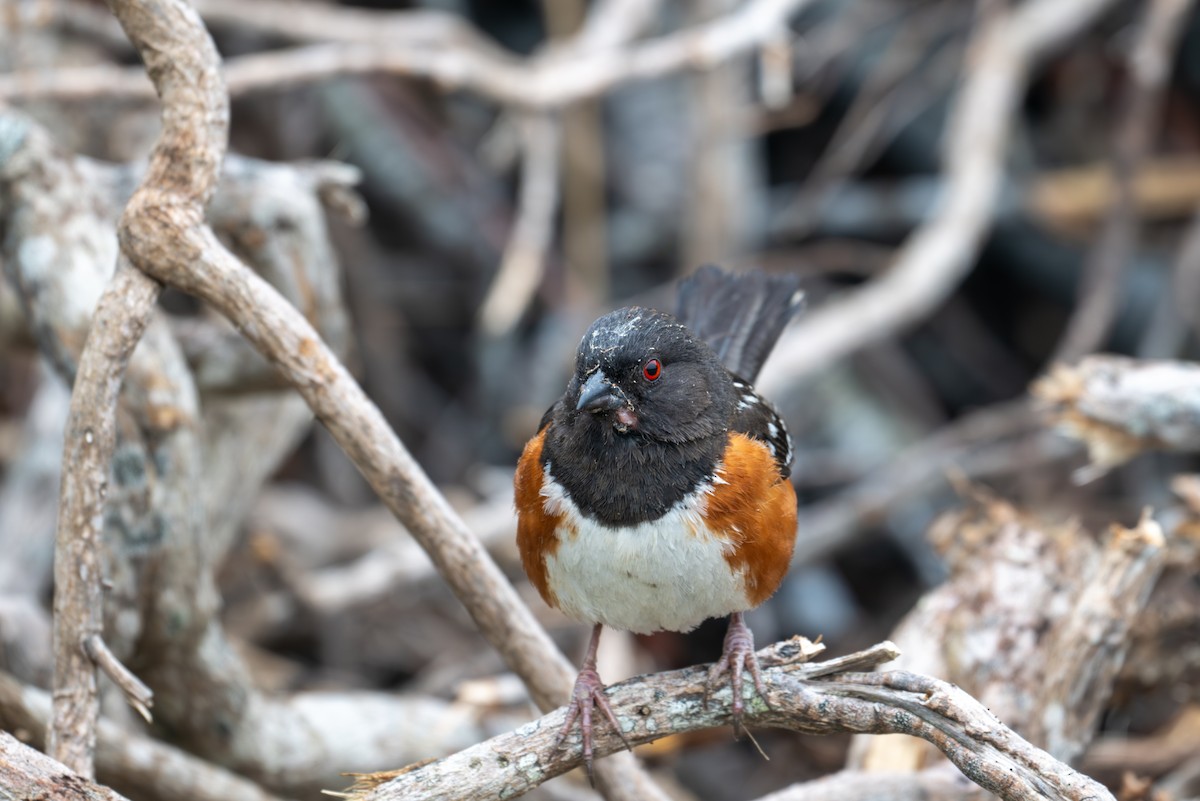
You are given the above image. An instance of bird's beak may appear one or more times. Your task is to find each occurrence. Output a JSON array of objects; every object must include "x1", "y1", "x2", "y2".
[{"x1": 576, "y1": 371, "x2": 623, "y2": 413}]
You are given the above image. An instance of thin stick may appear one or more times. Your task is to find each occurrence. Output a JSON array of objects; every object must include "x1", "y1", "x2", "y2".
[{"x1": 82, "y1": 635, "x2": 153, "y2": 723}]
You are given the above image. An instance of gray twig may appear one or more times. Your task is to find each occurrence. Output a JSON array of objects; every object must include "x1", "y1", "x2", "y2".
[{"x1": 344, "y1": 639, "x2": 1112, "y2": 801}]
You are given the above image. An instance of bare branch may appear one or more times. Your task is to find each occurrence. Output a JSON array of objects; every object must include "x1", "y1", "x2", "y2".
[
  {"x1": 758, "y1": 0, "x2": 1119, "y2": 393},
  {"x1": 0, "y1": 731, "x2": 127, "y2": 801},
  {"x1": 345, "y1": 639, "x2": 1112, "y2": 801},
  {"x1": 48, "y1": 0, "x2": 229, "y2": 775}
]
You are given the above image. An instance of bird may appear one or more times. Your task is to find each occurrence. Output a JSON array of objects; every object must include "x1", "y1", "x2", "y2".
[{"x1": 514, "y1": 265, "x2": 802, "y2": 779}]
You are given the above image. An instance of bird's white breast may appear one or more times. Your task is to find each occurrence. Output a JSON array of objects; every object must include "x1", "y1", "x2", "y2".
[{"x1": 539, "y1": 469, "x2": 751, "y2": 634}]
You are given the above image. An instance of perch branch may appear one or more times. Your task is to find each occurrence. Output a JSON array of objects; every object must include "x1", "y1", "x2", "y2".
[
  {"x1": 758, "y1": 0, "x2": 1119, "y2": 394},
  {"x1": 346, "y1": 639, "x2": 1112, "y2": 801}
]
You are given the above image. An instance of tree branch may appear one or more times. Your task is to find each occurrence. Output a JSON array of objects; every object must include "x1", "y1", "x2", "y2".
[
  {"x1": 47, "y1": 0, "x2": 229, "y2": 774},
  {"x1": 0, "y1": 731, "x2": 126, "y2": 801},
  {"x1": 344, "y1": 639, "x2": 1113, "y2": 801}
]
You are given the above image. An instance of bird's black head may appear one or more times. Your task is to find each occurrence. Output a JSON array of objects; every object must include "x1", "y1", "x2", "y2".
[{"x1": 561, "y1": 307, "x2": 736, "y2": 444}]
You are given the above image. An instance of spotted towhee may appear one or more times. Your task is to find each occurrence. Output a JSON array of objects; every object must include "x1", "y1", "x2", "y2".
[{"x1": 515, "y1": 265, "x2": 802, "y2": 777}]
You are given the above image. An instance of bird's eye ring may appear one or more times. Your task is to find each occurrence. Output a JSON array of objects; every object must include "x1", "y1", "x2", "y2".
[{"x1": 642, "y1": 358, "x2": 662, "y2": 381}]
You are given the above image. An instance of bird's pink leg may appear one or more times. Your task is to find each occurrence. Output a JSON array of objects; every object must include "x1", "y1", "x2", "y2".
[
  {"x1": 556, "y1": 623, "x2": 631, "y2": 783},
  {"x1": 705, "y1": 612, "x2": 768, "y2": 737}
]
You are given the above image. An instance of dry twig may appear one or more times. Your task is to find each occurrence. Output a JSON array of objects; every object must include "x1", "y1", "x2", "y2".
[
  {"x1": 0, "y1": 731, "x2": 127, "y2": 801},
  {"x1": 48, "y1": 256, "x2": 162, "y2": 775}
]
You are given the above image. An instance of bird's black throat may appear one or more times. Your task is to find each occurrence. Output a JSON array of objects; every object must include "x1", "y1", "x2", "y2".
[{"x1": 542, "y1": 413, "x2": 726, "y2": 528}]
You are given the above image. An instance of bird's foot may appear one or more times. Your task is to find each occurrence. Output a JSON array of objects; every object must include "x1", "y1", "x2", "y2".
[
  {"x1": 556, "y1": 666, "x2": 631, "y2": 784},
  {"x1": 705, "y1": 613, "x2": 769, "y2": 738}
]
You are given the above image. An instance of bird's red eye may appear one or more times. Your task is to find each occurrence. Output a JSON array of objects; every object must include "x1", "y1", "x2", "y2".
[{"x1": 642, "y1": 358, "x2": 662, "y2": 381}]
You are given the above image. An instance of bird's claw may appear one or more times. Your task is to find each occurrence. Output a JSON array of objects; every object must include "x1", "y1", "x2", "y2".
[
  {"x1": 556, "y1": 667, "x2": 631, "y2": 785},
  {"x1": 704, "y1": 615, "x2": 769, "y2": 738}
]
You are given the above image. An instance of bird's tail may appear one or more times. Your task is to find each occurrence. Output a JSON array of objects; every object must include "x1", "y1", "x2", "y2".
[{"x1": 674, "y1": 265, "x2": 803, "y2": 382}]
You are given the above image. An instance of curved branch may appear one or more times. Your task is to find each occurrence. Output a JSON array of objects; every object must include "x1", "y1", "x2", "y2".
[
  {"x1": 48, "y1": 0, "x2": 228, "y2": 776},
  {"x1": 348, "y1": 640, "x2": 1113, "y2": 801},
  {"x1": 49, "y1": 256, "x2": 161, "y2": 775}
]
